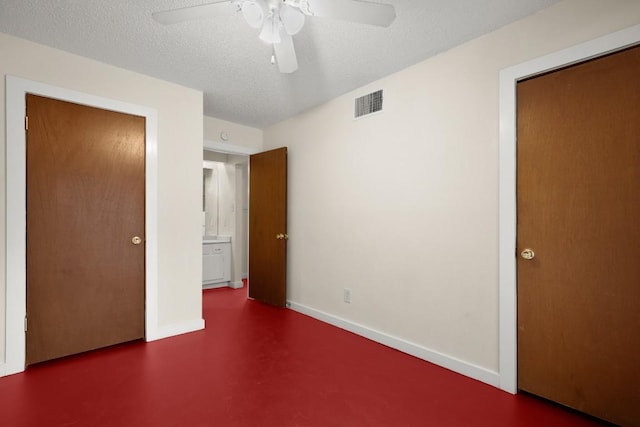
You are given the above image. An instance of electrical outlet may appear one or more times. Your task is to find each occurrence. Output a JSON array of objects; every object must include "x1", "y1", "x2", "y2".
[{"x1": 343, "y1": 288, "x2": 352, "y2": 304}]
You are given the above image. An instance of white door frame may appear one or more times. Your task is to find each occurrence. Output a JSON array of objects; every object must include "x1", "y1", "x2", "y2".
[
  {"x1": 4, "y1": 76, "x2": 159, "y2": 376},
  {"x1": 498, "y1": 24, "x2": 640, "y2": 393}
]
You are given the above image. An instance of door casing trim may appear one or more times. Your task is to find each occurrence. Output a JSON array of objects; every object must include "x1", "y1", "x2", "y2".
[
  {"x1": 4, "y1": 76, "x2": 159, "y2": 375},
  {"x1": 498, "y1": 24, "x2": 640, "y2": 393}
]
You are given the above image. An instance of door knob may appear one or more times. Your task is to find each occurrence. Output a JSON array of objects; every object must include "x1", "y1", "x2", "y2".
[
  {"x1": 520, "y1": 248, "x2": 535, "y2": 260},
  {"x1": 131, "y1": 236, "x2": 142, "y2": 245},
  {"x1": 276, "y1": 233, "x2": 289, "y2": 240}
]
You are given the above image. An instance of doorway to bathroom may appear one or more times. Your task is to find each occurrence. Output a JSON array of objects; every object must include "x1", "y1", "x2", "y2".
[
  {"x1": 202, "y1": 149, "x2": 249, "y2": 290},
  {"x1": 202, "y1": 143, "x2": 289, "y2": 307}
]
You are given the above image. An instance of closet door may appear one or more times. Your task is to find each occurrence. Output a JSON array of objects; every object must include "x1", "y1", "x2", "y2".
[{"x1": 26, "y1": 94, "x2": 146, "y2": 365}]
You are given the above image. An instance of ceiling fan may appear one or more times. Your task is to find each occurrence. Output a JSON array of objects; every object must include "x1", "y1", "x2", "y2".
[{"x1": 152, "y1": 0, "x2": 396, "y2": 73}]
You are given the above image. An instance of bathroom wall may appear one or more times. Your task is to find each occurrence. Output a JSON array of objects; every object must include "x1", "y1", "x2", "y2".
[
  {"x1": 237, "y1": 163, "x2": 249, "y2": 278},
  {"x1": 218, "y1": 162, "x2": 235, "y2": 238}
]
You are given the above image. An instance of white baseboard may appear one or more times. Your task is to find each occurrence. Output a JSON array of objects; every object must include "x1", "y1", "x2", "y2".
[
  {"x1": 287, "y1": 301, "x2": 500, "y2": 389},
  {"x1": 0, "y1": 320, "x2": 205, "y2": 378},
  {"x1": 229, "y1": 281, "x2": 244, "y2": 289},
  {"x1": 202, "y1": 282, "x2": 228, "y2": 290},
  {"x1": 146, "y1": 318, "x2": 205, "y2": 342}
]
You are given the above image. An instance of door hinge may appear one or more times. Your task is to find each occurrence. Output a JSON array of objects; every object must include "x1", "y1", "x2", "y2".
[
  {"x1": 24, "y1": 316, "x2": 28, "y2": 332},
  {"x1": 25, "y1": 115, "x2": 29, "y2": 131}
]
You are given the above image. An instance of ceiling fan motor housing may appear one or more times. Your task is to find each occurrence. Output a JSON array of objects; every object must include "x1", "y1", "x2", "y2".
[{"x1": 240, "y1": 0, "x2": 306, "y2": 39}]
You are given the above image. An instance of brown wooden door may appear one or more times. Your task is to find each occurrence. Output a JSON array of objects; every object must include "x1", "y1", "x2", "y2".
[
  {"x1": 248, "y1": 147, "x2": 287, "y2": 307},
  {"x1": 26, "y1": 95, "x2": 146, "y2": 365},
  {"x1": 517, "y1": 46, "x2": 640, "y2": 426}
]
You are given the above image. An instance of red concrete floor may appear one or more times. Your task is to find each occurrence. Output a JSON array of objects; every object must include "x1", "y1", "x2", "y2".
[{"x1": 0, "y1": 287, "x2": 610, "y2": 426}]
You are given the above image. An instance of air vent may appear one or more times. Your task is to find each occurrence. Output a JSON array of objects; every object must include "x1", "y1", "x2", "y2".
[{"x1": 354, "y1": 89, "x2": 383, "y2": 119}]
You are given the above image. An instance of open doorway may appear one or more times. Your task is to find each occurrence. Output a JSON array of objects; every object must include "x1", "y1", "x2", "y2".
[
  {"x1": 202, "y1": 149, "x2": 249, "y2": 290},
  {"x1": 202, "y1": 143, "x2": 289, "y2": 309}
]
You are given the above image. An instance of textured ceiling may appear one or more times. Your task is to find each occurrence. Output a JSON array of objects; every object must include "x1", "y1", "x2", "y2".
[{"x1": 0, "y1": 0, "x2": 560, "y2": 128}]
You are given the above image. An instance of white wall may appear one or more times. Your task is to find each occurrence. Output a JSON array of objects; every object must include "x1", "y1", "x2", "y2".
[
  {"x1": 217, "y1": 163, "x2": 236, "y2": 237},
  {"x1": 1, "y1": 32, "x2": 204, "y2": 367},
  {"x1": 264, "y1": 0, "x2": 640, "y2": 385},
  {"x1": 204, "y1": 115, "x2": 263, "y2": 150},
  {"x1": 204, "y1": 151, "x2": 229, "y2": 163},
  {"x1": 237, "y1": 163, "x2": 249, "y2": 279}
]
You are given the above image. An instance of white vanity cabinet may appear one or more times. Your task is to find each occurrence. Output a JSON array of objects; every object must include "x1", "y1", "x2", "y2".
[{"x1": 202, "y1": 236, "x2": 231, "y2": 288}]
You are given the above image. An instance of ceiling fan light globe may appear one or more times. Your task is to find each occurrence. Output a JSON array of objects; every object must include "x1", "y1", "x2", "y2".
[
  {"x1": 259, "y1": 15, "x2": 281, "y2": 44},
  {"x1": 279, "y1": 5, "x2": 305, "y2": 36},
  {"x1": 241, "y1": 0, "x2": 266, "y2": 29}
]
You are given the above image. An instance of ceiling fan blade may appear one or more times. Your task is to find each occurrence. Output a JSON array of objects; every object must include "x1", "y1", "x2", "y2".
[
  {"x1": 152, "y1": 1, "x2": 230, "y2": 25},
  {"x1": 274, "y1": 32, "x2": 298, "y2": 73},
  {"x1": 305, "y1": 0, "x2": 396, "y2": 27}
]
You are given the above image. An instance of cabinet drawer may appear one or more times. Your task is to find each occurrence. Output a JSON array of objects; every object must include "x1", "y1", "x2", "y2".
[{"x1": 203, "y1": 244, "x2": 225, "y2": 255}]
